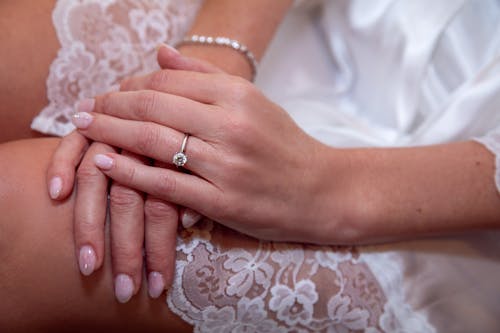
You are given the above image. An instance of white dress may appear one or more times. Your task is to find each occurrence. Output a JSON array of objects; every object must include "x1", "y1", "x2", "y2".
[{"x1": 32, "y1": 0, "x2": 500, "y2": 332}]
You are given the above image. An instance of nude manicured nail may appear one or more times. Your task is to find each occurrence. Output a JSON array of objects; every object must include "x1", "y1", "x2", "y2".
[
  {"x1": 76, "y1": 98, "x2": 95, "y2": 113},
  {"x1": 49, "y1": 176, "x2": 62, "y2": 199},
  {"x1": 157, "y1": 43, "x2": 179, "y2": 54},
  {"x1": 78, "y1": 245, "x2": 96, "y2": 276},
  {"x1": 115, "y1": 274, "x2": 134, "y2": 303},
  {"x1": 182, "y1": 209, "x2": 202, "y2": 228},
  {"x1": 148, "y1": 272, "x2": 165, "y2": 299},
  {"x1": 94, "y1": 154, "x2": 114, "y2": 170},
  {"x1": 72, "y1": 112, "x2": 93, "y2": 129}
]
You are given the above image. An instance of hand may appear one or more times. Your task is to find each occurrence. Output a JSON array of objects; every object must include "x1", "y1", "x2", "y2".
[
  {"x1": 46, "y1": 46, "x2": 220, "y2": 302},
  {"x1": 70, "y1": 70, "x2": 356, "y2": 244}
]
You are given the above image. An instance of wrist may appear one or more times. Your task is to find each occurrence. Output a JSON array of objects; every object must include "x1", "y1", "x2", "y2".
[
  {"x1": 177, "y1": 44, "x2": 254, "y2": 80},
  {"x1": 302, "y1": 145, "x2": 371, "y2": 245}
]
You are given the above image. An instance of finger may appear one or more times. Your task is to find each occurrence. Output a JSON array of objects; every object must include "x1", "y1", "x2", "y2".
[
  {"x1": 74, "y1": 142, "x2": 116, "y2": 277},
  {"x1": 119, "y1": 68, "x2": 229, "y2": 105},
  {"x1": 46, "y1": 131, "x2": 89, "y2": 200},
  {"x1": 144, "y1": 195, "x2": 177, "y2": 299},
  {"x1": 72, "y1": 111, "x2": 215, "y2": 175},
  {"x1": 93, "y1": 152, "x2": 220, "y2": 219},
  {"x1": 89, "y1": 90, "x2": 219, "y2": 136},
  {"x1": 144, "y1": 159, "x2": 177, "y2": 298},
  {"x1": 156, "y1": 43, "x2": 223, "y2": 74},
  {"x1": 109, "y1": 150, "x2": 147, "y2": 303},
  {"x1": 179, "y1": 207, "x2": 203, "y2": 229}
]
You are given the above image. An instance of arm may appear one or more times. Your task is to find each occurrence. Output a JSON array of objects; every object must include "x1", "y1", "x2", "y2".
[
  {"x1": 332, "y1": 141, "x2": 500, "y2": 243},
  {"x1": 177, "y1": 0, "x2": 293, "y2": 80},
  {"x1": 69, "y1": 70, "x2": 500, "y2": 245}
]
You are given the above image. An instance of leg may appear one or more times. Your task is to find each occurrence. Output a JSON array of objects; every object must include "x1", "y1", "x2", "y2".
[
  {"x1": 0, "y1": 0, "x2": 59, "y2": 142},
  {"x1": 0, "y1": 138, "x2": 192, "y2": 332}
]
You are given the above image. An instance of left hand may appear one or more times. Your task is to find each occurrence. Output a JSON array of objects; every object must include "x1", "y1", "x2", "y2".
[
  {"x1": 45, "y1": 46, "x2": 219, "y2": 302},
  {"x1": 71, "y1": 70, "x2": 357, "y2": 244}
]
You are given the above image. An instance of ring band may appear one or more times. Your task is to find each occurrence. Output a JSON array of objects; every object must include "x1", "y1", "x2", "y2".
[{"x1": 172, "y1": 134, "x2": 189, "y2": 167}]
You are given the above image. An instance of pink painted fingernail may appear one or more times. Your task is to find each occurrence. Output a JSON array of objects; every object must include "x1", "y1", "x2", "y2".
[
  {"x1": 49, "y1": 176, "x2": 62, "y2": 199},
  {"x1": 76, "y1": 98, "x2": 95, "y2": 113},
  {"x1": 78, "y1": 245, "x2": 96, "y2": 276},
  {"x1": 72, "y1": 112, "x2": 93, "y2": 129},
  {"x1": 148, "y1": 272, "x2": 165, "y2": 299},
  {"x1": 157, "y1": 43, "x2": 179, "y2": 55},
  {"x1": 182, "y1": 209, "x2": 202, "y2": 228},
  {"x1": 94, "y1": 154, "x2": 114, "y2": 170},
  {"x1": 115, "y1": 274, "x2": 134, "y2": 303}
]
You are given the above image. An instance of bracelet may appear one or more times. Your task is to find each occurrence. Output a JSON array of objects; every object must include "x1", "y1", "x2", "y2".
[{"x1": 176, "y1": 35, "x2": 258, "y2": 81}]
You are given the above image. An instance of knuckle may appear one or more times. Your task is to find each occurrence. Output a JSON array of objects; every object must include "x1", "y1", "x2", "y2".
[
  {"x1": 227, "y1": 76, "x2": 254, "y2": 103},
  {"x1": 76, "y1": 164, "x2": 102, "y2": 185},
  {"x1": 144, "y1": 198, "x2": 177, "y2": 222},
  {"x1": 224, "y1": 113, "x2": 253, "y2": 142},
  {"x1": 148, "y1": 70, "x2": 170, "y2": 91},
  {"x1": 109, "y1": 184, "x2": 141, "y2": 211},
  {"x1": 135, "y1": 90, "x2": 159, "y2": 120},
  {"x1": 137, "y1": 123, "x2": 161, "y2": 155},
  {"x1": 211, "y1": 193, "x2": 230, "y2": 220},
  {"x1": 145, "y1": 246, "x2": 171, "y2": 268},
  {"x1": 154, "y1": 172, "x2": 177, "y2": 199},
  {"x1": 76, "y1": 216, "x2": 102, "y2": 236},
  {"x1": 99, "y1": 92, "x2": 114, "y2": 115},
  {"x1": 113, "y1": 244, "x2": 143, "y2": 270}
]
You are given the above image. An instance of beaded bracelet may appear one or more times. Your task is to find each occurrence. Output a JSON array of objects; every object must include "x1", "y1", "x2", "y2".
[{"x1": 176, "y1": 35, "x2": 258, "y2": 81}]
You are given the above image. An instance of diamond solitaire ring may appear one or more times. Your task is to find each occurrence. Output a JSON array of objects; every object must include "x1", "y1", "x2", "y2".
[{"x1": 172, "y1": 134, "x2": 189, "y2": 167}]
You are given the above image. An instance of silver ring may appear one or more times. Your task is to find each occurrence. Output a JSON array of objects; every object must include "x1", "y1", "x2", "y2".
[{"x1": 172, "y1": 134, "x2": 189, "y2": 167}]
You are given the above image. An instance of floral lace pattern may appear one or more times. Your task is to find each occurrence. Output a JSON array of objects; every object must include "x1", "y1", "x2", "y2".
[
  {"x1": 31, "y1": 0, "x2": 202, "y2": 136},
  {"x1": 168, "y1": 221, "x2": 434, "y2": 332},
  {"x1": 475, "y1": 128, "x2": 500, "y2": 193}
]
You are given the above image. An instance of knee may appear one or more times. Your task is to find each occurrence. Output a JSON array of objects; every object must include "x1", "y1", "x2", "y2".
[{"x1": 0, "y1": 138, "x2": 62, "y2": 250}]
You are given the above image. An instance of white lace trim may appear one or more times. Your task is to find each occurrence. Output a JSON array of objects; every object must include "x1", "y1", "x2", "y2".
[
  {"x1": 475, "y1": 128, "x2": 500, "y2": 193},
  {"x1": 31, "y1": 0, "x2": 202, "y2": 136},
  {"x1": 166, "y1": 221, "x2": 434, "y2": 332}
]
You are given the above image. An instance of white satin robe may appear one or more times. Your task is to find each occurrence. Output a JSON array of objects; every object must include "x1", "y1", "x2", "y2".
[{"x1": 256, "y1": 0, "x2": 500, "y2": 332}]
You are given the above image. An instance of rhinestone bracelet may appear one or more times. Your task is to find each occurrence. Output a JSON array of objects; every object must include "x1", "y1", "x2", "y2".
[{"x1": 176, "y1": 35, "x2": 258, "y2": 81}]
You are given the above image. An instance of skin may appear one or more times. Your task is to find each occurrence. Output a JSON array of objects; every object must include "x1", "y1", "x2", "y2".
[
  {"x1": 69, "y1": 69, "x2": 500, "y2": 244},
  {"x1": 45, "y1": 0, "x2": 294, "y2": 303},
  {"x1": 0, "y1": 0, "x2": 293, "y2": 303},
  {"x1": 0, "y1": 139, "x2": 191, "y2": 333}
]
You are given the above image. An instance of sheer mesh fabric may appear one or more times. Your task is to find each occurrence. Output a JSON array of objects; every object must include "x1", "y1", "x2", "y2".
[
  {"x1": 168, "y1": 221, "x2": 433, "y2": 333},
  {"x1": 31, "y1": 0, "x2": 203, "y2": 136}
]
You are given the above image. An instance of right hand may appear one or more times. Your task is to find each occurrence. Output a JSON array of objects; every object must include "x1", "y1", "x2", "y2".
[{"x1": 46, "y1": 45, "x2": 220, "y2": 302}]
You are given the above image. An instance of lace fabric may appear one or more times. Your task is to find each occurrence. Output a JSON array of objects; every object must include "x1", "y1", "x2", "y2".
[
  {"x1": 31, "y1": 0, "x2": 203, "y2": 136},
  {"x1": 168, "y1": 221, "x2": 434, "y2": 333}
]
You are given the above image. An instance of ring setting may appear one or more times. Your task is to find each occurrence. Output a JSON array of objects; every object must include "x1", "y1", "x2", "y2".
[{"x1": 173, "y1": 134, "x2": 189, "y2": 167}]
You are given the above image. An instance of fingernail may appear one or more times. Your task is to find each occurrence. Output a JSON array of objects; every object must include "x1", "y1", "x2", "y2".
[
  {"x1": 49, "y1": 176, "x2": 62, "y2": 199},
  {"x1": 94, "y1": 154, "x2": 114, "y2": 170},
  {"x1": 115, "y1": 274, "x2": 134, "y2": 303},
  {"x1": 157, "y1": 43, "x2": 180, "y2": 55},
  {"x1": 148, "y1": 272, "x2": 165, "y2": 298},
  {"x1": 78, "y1": 245, "x2": 96, "y2": 276},
  {"x1": 182, "y1": 209, "x2": 202, "y2": 228},
  {"x1": 72, "y1": 112, "x2": 93, "y2": 129},
  {"x1": 76, "y1": 98, "x2": 95, "y2": 113}
]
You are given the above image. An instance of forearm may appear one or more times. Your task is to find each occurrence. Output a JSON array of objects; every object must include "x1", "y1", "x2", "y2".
[
  {"x1": 178, "y1": 0, "x2": 293, "y2": 79},
  {"x1": 334, "y1": 141, "x2": 500, "y2": 243}
]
